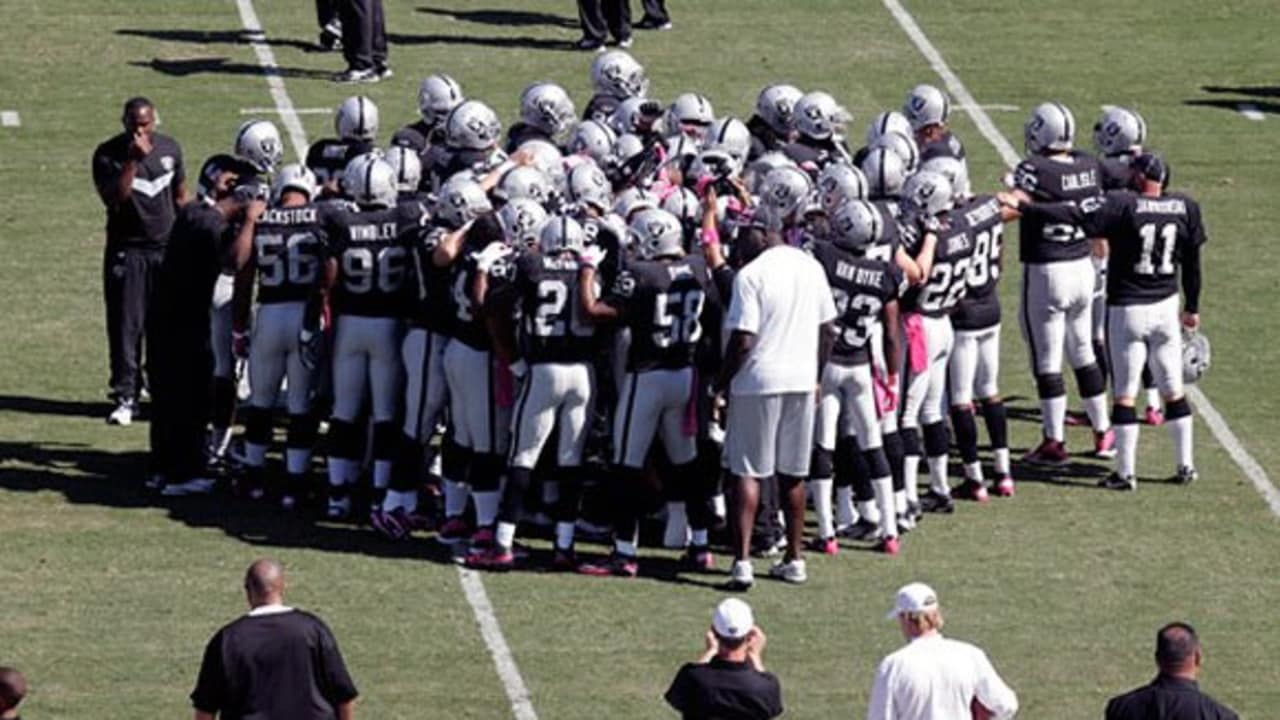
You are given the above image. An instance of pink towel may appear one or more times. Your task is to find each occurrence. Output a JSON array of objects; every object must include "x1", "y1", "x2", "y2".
[
  {"x1": 872, "y1": 366, "x2": 898, "y2": 418},
  {"x1": 494, "y1": 358, "x2": 515, "y2": 409},
  {"x1": 682, "y1": 369, "x2": 700, "y2": 438},
  {"x1": 904, "y1": 312, "x2": 928, "y2": 375}
]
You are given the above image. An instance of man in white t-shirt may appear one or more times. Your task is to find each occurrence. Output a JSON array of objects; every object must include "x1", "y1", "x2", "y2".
[
  {"x1": 868, "y1": 582, "x2": 1019, "y2": 720},
  {"x1": 719, "y1": 188, "x2": 837, "y2": 589}
]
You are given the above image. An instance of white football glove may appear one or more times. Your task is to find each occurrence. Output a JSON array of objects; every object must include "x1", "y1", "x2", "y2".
[
  {"x1": 473, "y1": 241, "x2": 513, "y2": 273},
  {"x1": 509, "y1": 359, "x2": 529, "y2": 379},
  {"x1": 578, "y1": 244, "x2": 607, "y2": 270}
]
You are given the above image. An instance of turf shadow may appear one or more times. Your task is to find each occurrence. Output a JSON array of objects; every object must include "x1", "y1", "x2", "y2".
[
  {"x1": 130, "y1": 57, "x2": 334, "y2": 80},
  {"x1": 116, "y1": 28, "x2": 319, "y2": 53},
  {"x1": 415, "y1": 6, "x2": 580, "y2": 29},
  {"x1": 0, "y1": 394, "x2": 116, "y2": 420},
  {"x1": 1200, "y1": 84, "x2": 1280, "y2": 99},
  {"x1": 1183, "y1": 98, "x2": 1280, "y2": 116},
  {"x1": 386, "y1": 32, "x2": 581, "y2": 52}
]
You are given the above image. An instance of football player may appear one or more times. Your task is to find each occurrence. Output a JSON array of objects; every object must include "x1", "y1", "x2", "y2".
[
  {"x1": 506, "y1": 82, "x2": 576, "y2": 152},
  {"x1": 567, "y1": 120, "x2": 618, "y2": 168},
  {"x1": 576, "y1": 209, "x2": 717, "y2": 576},
  {"x1": 583, "y1": 50, "x2": 648, "y2": 123},
  {"x1": 229, "y1": 164, "x2": 329, "y2": 507},
  {"x1": 853, "y1": 110, "x2": 913, "y2": 167},
  {"x1": 747, "y1": 84, "x2": 802, "y2": 161},
  {"x1": 809, "y1": 200, "x2": 905, "y2": 554},
  {"x1": 392, "y1": 74, "x2": 464, "y2": 157},
  {"x1": 318, "y1": 155, "x2": 421, "y2": 519},
  {"x1": 902, "y1": 84, "x2": 967, "y2": 163},
  {"x1": 307, "y1": 95, "x2": 378, "y2": 198},
  {"x1": 422, "y1": 100, "x2": 506, "y2": 192},
  {"x1": 467, "y1": 215, "x2": 599, "y2": 570},
  {"x1": 1011, "y1": 102, "x2": 1114, "y2": 464},
  {"x1": 667, "y1": 93, "x2": 716, "y2": 145},
  {"x1": 1011, "y1": 153, "x2": 1203, "y2": 490},
  {"x1": 783, "y1": 91, "x2": 852, "y2": 174}
]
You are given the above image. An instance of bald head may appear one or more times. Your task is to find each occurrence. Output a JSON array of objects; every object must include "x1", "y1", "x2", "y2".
[
  {"x1": 0, "y1": 667, "x2": 26, "y2": 713},
  {"x1": 243, "y1": 558, "x2": 286, "y2": 606},
  {"x1": 1155, "y1": 622, "x2": 1201, "y2": 677}
]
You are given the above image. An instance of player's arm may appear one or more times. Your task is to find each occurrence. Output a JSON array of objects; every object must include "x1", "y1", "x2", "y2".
[
  {"x1": 305, "y1": 257, "x2": 337, "y2": 332},
  {"x1": 881, "y1": 298, "x2": 903, "y2": 386},
  {"x1": 577, "y1": 265, "x2": 620, "y2": 322},
  {"x1": 432, "y1": 220, "x2": 474, "y2": 268},
  {"x1": 700, "y1": 186, "x2": 729, "y2": 270},
  {"x1": 894, "y1": 246, "x2": 924, "y2": 285},
  {"x1": 230, "y1": 199, "x2": 267, "y2": 271},
  {"x1": 231, "y1": 263, "x2": 256, "y2": 339},
  {"x1": 337, "y1": 700, "x2": 355, "y2": 720},
  {"x1": 194, "y1": 711, "x2": 215, "y2": 720},
  {"x1": 913, "y1": 231, "x2": 939, "y2": 283},
  {"x1": 1180, "y1": 235, "x2": 1203, "y2": 330}
]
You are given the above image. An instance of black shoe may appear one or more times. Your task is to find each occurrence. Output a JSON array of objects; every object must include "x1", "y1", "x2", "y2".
[
  {"x1": 318, "y1": 29, "x2": 341, "y2": 51},
  {"x1": 1174, "y1": 466, "x2": 1198, "y2": 485},
  {"x1": 906, "y1": 500, "x2": 924, "y2": 521},
  {"x1": 615, "y1": 35, "x2": 634, "y2": 48},
  {"x1": 374, "y1": 65, "x2": 393, "y2": 81},
  {"x1": 1098, "y1": 472, "x2": 1137, "y2": 491},
  {"x1": 574, "y1": 38, "x2": 605, "y2": 52},
  {"x1": 635, "y1": 17, "x2": 673, "y2": 30},
  {"x1": 919, "y1": 490, "x2": 955, "y2": 514},
  {"x1": 837, "y1": 518, "x2": 881, "y2": 541},
  {"x1": 334, "y1": 67, "x2": 377, "y2": 84}
]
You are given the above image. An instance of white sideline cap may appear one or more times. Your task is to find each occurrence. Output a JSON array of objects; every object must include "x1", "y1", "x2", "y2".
[
  {"x1": 887, "y1": 582, "x2": 940, "y2": 620},
  {"x1": 712, "y1": 598, "x2": 754, "y2": 640}
]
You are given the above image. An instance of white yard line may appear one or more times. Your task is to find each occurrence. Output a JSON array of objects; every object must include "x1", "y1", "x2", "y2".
[
  {"x1": 231, "y1": 0, "x2": 543, "y2": 715},
  {"x1": 0, "y1": 111, "x2": 19, "y2": 127},
  {"x1": 1238, "y1": 103, "x2": 1265, "y2": 121},
  {"x1": 240, "y1": 106, "x2": 333, "y2": 115},
  {"x1": 882, "y1": 0, "x2": 1280, "y2": 518}
]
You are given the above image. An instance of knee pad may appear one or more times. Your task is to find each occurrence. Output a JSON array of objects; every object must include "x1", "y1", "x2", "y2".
[
  {"x1": 243, "y1": 406, "x2": 272, "y2": 446},
  {"x1": 441, "y1": 435, "x2": 471, "y2": 484},
  {"x1": 286, "y1": 413, "x2": 319, "y2": 451},
  {"x1": 468, "y1": 453, "x2": 504, "y2": 492},
  {"x1": 1111, "y1": 404, "x2": 1139, "y2": 425},
  {"x1": 979, "y1": 400, "x2": 1009, "y2": 450},
  {"x1": 1074, "y1": 363, "x2": 1107, "y2": 397},
  {"x1": 922, "y1": 421, "x2": 949, "y2": 458},
  {"x1": 809, "y1": 446, "x2": 834, "y2": 480},
  {"x1": 900, "y1": 427, "x2": 921, "y2": 457},
  {"x1": 882, "y1": 431, "x2": 905, "y2": 491},
  {"x1": 949, "y1": 406, "x2": 980, "y2": 463},
  {"x1": 327, "y1": 419, "x2": 361, "y2": 460},
  {"x1": 861, "y1": 448, "x2": 891, "y2": 481},
  {"x1": 1165, "y1": 397, "x2": 1192, "y2": 421},
  {"x1": 372, "y1": 421, "x2": 398, "y2": 461},
  {"x1": 1035, "y1": 373, "x2": 1066, "y2": 399}
]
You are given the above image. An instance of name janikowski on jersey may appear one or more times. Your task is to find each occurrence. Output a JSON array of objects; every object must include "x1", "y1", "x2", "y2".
[
  {"x1": 259, "y1": 207, "x2": 319, "y2": 225},
  {"x1": 1135, "y1": 197, "x2": 1187, "y2": 215},
  {"x1": 834, "y1": 260, "x2": 885, "y2": 288},
  {"x1": 349, "y1": 222, "x2": 398, "y2": 241}
]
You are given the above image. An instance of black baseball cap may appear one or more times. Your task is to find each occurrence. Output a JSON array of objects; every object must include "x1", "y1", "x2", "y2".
[{"x1": 1131, "y1": 152, "x2": 1170, "y2": 188}]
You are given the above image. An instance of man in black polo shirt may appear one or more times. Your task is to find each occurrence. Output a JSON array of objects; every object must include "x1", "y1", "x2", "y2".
[
  {"x1": 192, "y1": 559, "x2": 358, "y2": 720},
  {"x1": 665, "y1": 599, "x2": 783, "y2": 720},
  {"x1": 92, "y1": 96, "x2": 188, "y2": 426},
  {"x1": 1105, "y1": 622, "x2": 1238, "y2": 720}
]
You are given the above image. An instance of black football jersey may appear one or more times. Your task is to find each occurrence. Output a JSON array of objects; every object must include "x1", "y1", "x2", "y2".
[
  {"x1": 1098, "y1": 153, "x2": 1135, "y2": 191},
  {"x1": 584, "y1": 94, "x2": 621, "y2": 124},
  {"x1": 903, "y1": 213, "x2": 975, "y2": 317},
  {"x1": 951, "y1": 195, "x2": 1006, "y2": 330},
  {"x1": 306, "y1": 138, "x2": 375, "y2": 188},
  {"x1": 252, "y1": 203, "x2": 331, "y2": 305},
  {"x1": 919, "y1": 130, "x2": 966, "y2": 163},
  {"x1": 783, "y1": 137, "x2": 848, "y2": 175},
  {"x1": 405, "y1": 223, "x2": 457, "y2": 336},
  {"x1": 606, "y1": 255, "x2": 713, "y2": 372},
  {"x1": 421, "y1": 146, "x2": 503, "y2": 193},
  {"x1": 1082, "y1": 191, "x2": 1206, "y2": 306},
  {"x1": 391, "y1": 120, "x2": 444, "y2": 154},
  {"x1": 746, "y1": 116, "x2": 786, "y2": 161},
  {"x1": 492, "y1": 250, "x2": 597, "y2": 364},
  {"x1": 579, "y1": 214, "x2": 628, "y2": 290},
  {"x1": 866, "y1": 199, "x2": 904, "y2": 265},
  {"x1": 1012, "y1": 150, "x2": 1102, "y2": 263},
  {"x1": 325, "y1": 200, "x2": 425, "y2": 318},
  {"x1": 445, "y1": 215, "x2": 506, "y2": 350},
  {"x1": 811, "y1": 241, "x2": 902, "y2": 365},
  {"x1": 504, "y1": 123, "x2": 556, "y2": 154}
]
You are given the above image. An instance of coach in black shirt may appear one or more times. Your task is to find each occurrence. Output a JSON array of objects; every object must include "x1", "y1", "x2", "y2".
[
  {"x1": 1105, "y1": 622, "x2": 1238, "y2": 720},
  {"x1": 92, "y1": 97, "x2": 187, "y2": 426},
  {"x1": 665, "y1": 599, "x2": 783, "y2": 720},
  {"x1": 192, "y1": 559, "x2": 359, "y2": 720}
]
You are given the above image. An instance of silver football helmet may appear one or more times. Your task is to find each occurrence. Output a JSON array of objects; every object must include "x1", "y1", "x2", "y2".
[
  {"x1": 871, "y1": 130, "x2": 920, "y2": 173},
  {"x1": 446, "y1": 100, "x2": 502, "y2": 150},
  {"x1": 434, "y1": 173, "x2": 493, "y2": 228},
  {"x1": 539, "y1": 214, "x2": 587, "y2": 255},
  {"x1": 1025, "y1": 102, "x2": 1076, "y2": 154},
  {"x1": 591, "y1": 50, "x2": 648, "y2": 99},
  {"x1": 520, "y1": 82, "x2": 577, "y2": 138},
  {"x1": 816, "y1": 162, "x2": 869, "y2": 213},
  {"x1": 568, "y1": 120, "x2": 617, "y2": 165},
  {"x1": 613, "y1": 133, "x2": 648, "y2": 170},
  {"x1": 903, "y1": 84, "x2": 950, "y2": 131},
  {"x1": 497, "y1": 165, "x2": 553, "y2": 205},
  {"x1": 706, "y1": 116, "x2": 752, "y2": 169},
  {"x1": 747, "y1": 151, "x2": 796, "y2": 194},
  {"x1": 794, "y1": 91, "x2": 851, "y2": 141},
  {"x1": 418, "y1": 74, "x2": 464, "y2": 128},
  {"x1": 631, "y1": 208, "x2": 685, "y2": 260},
  {"x1": 342, "y1": 153, "x2": 397, "y2": 208},
  {"x1": 919, "y1": 156, "x2": 970, "y2": 201},
  {"x1": 235, "y1": 119, "x2": 284, "y2": 174},
  {"x1": 757, "y1": 165, "x2": 814, "y2": 228},
  {"x1": 335, "y1": 95, "x2": 379, "y2": 141},
  {"x1": 861, "y1": 146, "x2": 909, "y2": 199},
  {"x1": 668, "y1": 93, "x2": 715, "y2": 138},
  {"x1": 1182, "y1": 328, "x2": 1211, "y2": 383},
  {"x1": 565, "y1": 161, "x2": 612, "y2": 213},
  {"x1": 271, "y1": 162, "x2": 318, "y2": 202},
  {"x1": 497, "y1": 197, "x2": 548, "y2": 247},
  {"x1": 1094, "y1": 106, "x2": 1147, "y2": 156},
  {"x1": 660, "y1": 186, "x2": 702, "y2": 227},
  {"x1": 609, "y1": 97, "x2": 652, "y2": 137},
  {"x1": 865, "y1": 110, "x2": 913, "y2": 147},
  {"x1": 901, "y1": 170, "x2": 954, "y2": 217},
  {"x1": 384, "y1": 144, "x2": 421, "y2": 194},
  {"x1": 829, "y1": 199, "x2": 884, "y2": 251},
  {"x1": 516, "y1": 139, "x2": 566, "y2": 191},
  {"x1": 755, "y1": 84, "x2": 803, "y2": 137},
  {"x1": 612, "y1": 186, "x2": 659, "y2": 220}
]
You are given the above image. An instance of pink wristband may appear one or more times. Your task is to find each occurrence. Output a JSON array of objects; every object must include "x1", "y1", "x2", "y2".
[{"x1": 700, "y1": 226, "x2": 721, "y2": 247}]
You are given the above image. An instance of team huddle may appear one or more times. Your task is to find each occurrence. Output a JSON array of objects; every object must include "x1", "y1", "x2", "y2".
[{"x1": 167, "y1": 48, "x2": 1210, "y2": 584}]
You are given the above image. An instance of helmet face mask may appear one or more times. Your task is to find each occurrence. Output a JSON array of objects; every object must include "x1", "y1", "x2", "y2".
[
  {"x1": 1182, "y1": 328, "x2": 1211, "y2": 384},
  {"x1": 235, "y1": 119, "x2": 284, "y2": 174},
  {"x1": 794, "y1": 91, "x2": 850, "y2": 142}
]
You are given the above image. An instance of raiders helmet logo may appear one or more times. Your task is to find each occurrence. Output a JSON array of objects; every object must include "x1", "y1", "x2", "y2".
[
  {"x1": 776, "y1": 99, "x2": 794, "y2": 121},
  {"x1": 909, "y1": 96, "x2": 927, "y2": 114},
  {"x1": 646, "y1": 219, "x2": 669, "y2": 239}
]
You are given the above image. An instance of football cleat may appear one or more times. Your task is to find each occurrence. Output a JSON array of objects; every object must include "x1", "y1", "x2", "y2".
[
  {"x1": 468, "y1": 526, "x2": 496, "y2": 554},
  {"x1": 577, "y1": 553, "x2": 639, "y2": 578},
  {"x1": 1145, "y1": 407, "x2": 1166, "y2": 426},
  {"x1": 1099, "y1": 473, "x2": 1137, "y2": 492},
  {"x1": 906, "y1": 500, "x2": 924, "y2": 522},
  {"x1": 1024, "y1": 438, "x2": 1069, "y2": 466},
  {"x1": 954, "y1": 479, "x2": 990, "y2": 503},
  {"x1": 875, "y1": 536, "x2": 901, "y2": 556},
  {"x1": 727, "y1": 559, "x2": 755, "y2": 591},
  {"x1": 107, "y1": 399, "x2": 136, "y2": 426},
  {"x1": 465, "y1": 545, "x2": 515, "y2": 571},
  {"x1": 552, "y1": 548, "x2": 580, "y2": 572},
  {"x1": 995, "y1": 477, "x2": 1016, "y2": 498},
  {"x1": 919, "y1": 490, "x2": 956, "y2": 514},
  {"x1": 161, "y1": 477, "x2": 216, "y2": 497},
  {"x1": 896, "y1": 514, "x2": 915, "y2": 533},
  {"x1": 435, "y1": 516, "x2": 472, "y2": 545},
  {"x1": 767, "y1": 558, "x2": 807, "y2": 584},
  {"x1": 680, "y1": 545, "x2": 716, "y2": 572},
  {"x1": 837, "y1": 518, "x2": 881, "y2": 541},
  {"x1": 1095, "y1": 429, "x2": 1118, "y2": 459},
  {"x1": 806, "y1": 536, "x2": 839, "y2": 555},
  {"x1": 1064, "y1": 411, "x2": 1089, "y2": 427},
  {"x1": 325, "y1": 496, "x2": 352, "y2": 519},
  {"x1": 371, "y1": 508, "x2": 411, "y2": 541},
  {"x1": 1175, "y1": 466, "x2": 1199, "y2": 485},
  {"x1": 333, "y1": 67, "x2": 378, "y2": 84}
]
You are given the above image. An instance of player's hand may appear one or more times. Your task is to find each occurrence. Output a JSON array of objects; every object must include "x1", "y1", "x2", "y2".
[
  {"x1": 129, "y1": 130, "x2": 153, "y2": 159},
  {"x1": 578, "y1": 244, "x2": 607, "y2": 270},
  {"x1": 299, "y1": 328, "x2": 323, "y2": 370},
  {"x1": 509, "y1": 359, "x2": 528, "y2": 380},
  {"x1": 246, "y1": 198, "x2": 268, "y2": 222},
  {"x1": 473, "y1": 241, "x2": 513, "y2": 273},
  {"x1": 232, "y1": 329, "x2": 251, "y2": 360},
  {"x1": 639, "y1": 100, "x2": 664, "y2": 119},
  {"x1": 1182, "y1": 312, "x2": 1200, "y2": 331}
]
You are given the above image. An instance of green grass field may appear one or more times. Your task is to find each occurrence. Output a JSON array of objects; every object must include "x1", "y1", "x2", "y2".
[{"x1": 2, "y1": 1, "x2": 1280, "y2": 717}]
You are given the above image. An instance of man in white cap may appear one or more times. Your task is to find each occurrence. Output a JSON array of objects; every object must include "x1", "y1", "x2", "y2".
[
  {"x1": 665, "y1": 598, "x2": 783, "y2": 719},
  {"x1": 868, "y1": 582, "x2": 1018, "y2": 720}
]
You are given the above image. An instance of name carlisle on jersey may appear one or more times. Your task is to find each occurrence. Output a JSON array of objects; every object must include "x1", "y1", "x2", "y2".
[
  {"x1": 253, "y1": 204, "x2": 329, "y2": 304},
  {"x1": 1014, "y1": 150, "x2": 1102, "y2": 263},
  {"x1": 952, "y1": 195, "x2": 1005, "y2": 330},
  {"x1": 811, "y1": 242, "x2": 901, "y2": 366},
  {"x1": 607, "y1": 256, "x2": 712, "y2": 372}
]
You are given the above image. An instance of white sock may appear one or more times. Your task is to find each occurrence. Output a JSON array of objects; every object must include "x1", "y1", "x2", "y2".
[
  {"x1": 373, "y1": 460, "x2": 393, "y2": 489},
  {"x1": 443, "y1": 480, "x2": 469, "y2": 518},
  {"x1": 1116, "y1": 423, "x2": 1139, "y2": 478},
  {"x1": 285, "y1": 448, "x2": 312, "y2": 475},
  {"x1": 211, "y1": 426, "x2": 232, "y2": 455},
  {"x1": 927, "y1": 455, "x2": 950, "y2": 496},
  {"x1": 1168, "y1": 416, "x2": 1194, "y2": 469},
  {"x1": 663, "y1": 501, "x2": 689, "y2": 548},
  {"x1": 495, "y1": 521, "x2": 517, "y2": 549},
  {"x1": 994, "y1": 448, "x2": 1011, "y2": 476},
  {"x1": 1042, "y1": 395, "x2": 1067, "y2": 441},
  {"x1": 856, "y1": 499, "x2": 879, "y2": 526},
  {"x1": 691, "y1": 529, "x2": 709, "y2": 547},
  {"x1": 810, "y1": 479, "x2": 834, "y2": 538},
  {"x1": 427, "y1": 450, "x2": 443, "y2": 478},
  {"x1": 1083, "y1": 393, "x2": 1111, "y2": 433},
  {"x1": 245, "y1": 442, "x2": 268, "y2": 468},
  {"x1": 555, "y1": 522, "x2": 576, "y2": 550},
  {"x1": 1146, "y1": 387, "x2": 1161, "y2": 411},
  {"x1": 873, "y1": 477, "x2": 897, "y2": 538},
  {"x1": 542, "y1": 480, "x2": 560, "y2": 505},
  {"x1": 904, "y1": 455, "x2": 921, "y2": 502},
  {"x1": 712, "y1": 493, "x2": 726, "y2": 520},
  {"x1": 963, "y1": 461, "x2": 984, "y2": 483},
  {"x1": 382, "y1": 489, "x2": 417, "y2": 513},
  {"x1": 894, "y1": 490, "x2": 907, "y2": 515},
  {"x1": 616, "y1": 539, "x2": 638, "y2": 557},
  {"x1": 473, "y1": 491, "x2": 500, "y2": 527},
  {"x1": 835, "y1": 486, "x2": 855, "y2": 527},
  {"x1": 327, "y1": 458, "x2": 355, "y2": 487}
]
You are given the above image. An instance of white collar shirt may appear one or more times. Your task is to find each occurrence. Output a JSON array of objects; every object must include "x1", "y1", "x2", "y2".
[{"x1": 867, "y1": 633, "x2": 1019, "y2": 720}]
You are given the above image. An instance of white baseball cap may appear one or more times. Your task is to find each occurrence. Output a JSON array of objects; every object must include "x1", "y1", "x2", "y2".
[
  {"x1": 886, "y1": 582, "x2": 940, "y2": 620},
  {"x1": 712, "y1": 598, "x2": 754, "y2": 640}
]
